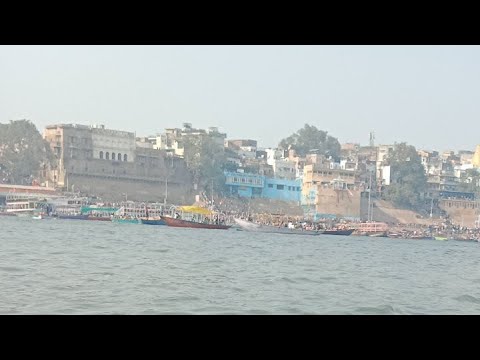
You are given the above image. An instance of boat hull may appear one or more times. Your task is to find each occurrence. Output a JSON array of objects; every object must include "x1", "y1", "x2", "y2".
[
  {"x1": 113, "y1": 218, "x2": 141, "y2": 224},
  {"x1": 323, "y1": 229, "x2": 355, "y2": 236},
  {"x1": 86, "y1": 216, "x2": 112, "y2": 221},
  {"x1": 140, "y1": 218, "x2": 166, "y2": 226},
  {"x1": 234, "y1": 218, "x2": 322, "y2": 235},
  {"x1": 161, "y1": 216, "x2": 230, "y2": 229},
  {"x1": 56, "y1": 214, "x2": 89, "y2": 220}
]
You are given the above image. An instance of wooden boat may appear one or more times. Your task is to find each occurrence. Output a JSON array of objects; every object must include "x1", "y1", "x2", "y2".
[
  {"x1": 409, "y1": 235, "x2": 435, "y2": 240},
  {"x1": 86, "y1": 215, "x2": 112, "y2": 221},
  {"x1": 234, "y1": 218, "x2": 322, "y2": 235},
  {"x1": 162, "y1": 216, "x2": 230, "y2": 230},
  {"x1": 357, "y1": 222, "x2": 389, "y2": 237},
  {"x1": 56, "y1": 214, "x2": 89, "y2": 220},
  {"x1": 323, "y1": 228, "x2": 355, "y2": 236},
  {"x1": 140, "y1": 218, "x2": 166, "y2": 226},
  {"x1": 367, "y1": 231, "x2": 388, "y2": 237}
]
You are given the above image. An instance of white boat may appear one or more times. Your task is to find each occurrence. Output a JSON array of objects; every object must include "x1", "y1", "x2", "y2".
[
  {"x1": 5, "y1": 200, "x2": 37, "y2": 214},
  {"x1": 234, "y1": 218, "x2": 323, "y2": 236}
]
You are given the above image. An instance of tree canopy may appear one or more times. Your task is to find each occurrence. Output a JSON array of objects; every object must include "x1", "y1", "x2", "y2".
[
  {"x1": 383, "y1": 142, "x2": 427, "y2": 210},
  {"x1": 278, "y1": 124, "x2": 341, "y2": 159},
  {"x1": 182, "y1": 135, "x2": 228, "y2": 195},
  {"x1": 0, "y1": 120, "x2": 54, "y2": 184}
]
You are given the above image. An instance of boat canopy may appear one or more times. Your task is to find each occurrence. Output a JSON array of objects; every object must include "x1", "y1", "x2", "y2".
[
  {"x1": 178, "y1": 206, "x2": 213, "y2": 215},
  {"x1": 81, "y1": 206, "x2": 119, "y2": 214}
]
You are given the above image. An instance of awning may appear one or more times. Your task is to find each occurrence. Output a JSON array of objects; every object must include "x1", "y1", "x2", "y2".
[{"x1": 178, "y1": 206, "x2": 213, "y2": 215}]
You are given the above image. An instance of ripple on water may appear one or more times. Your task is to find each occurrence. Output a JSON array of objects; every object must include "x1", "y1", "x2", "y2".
[
  {"x1": 2, "y1": 216, "x2": 480, "y2": 314},
  {"x1": 454, "y1": 294, "x2": 480, "y2": 305},
  {"x1": 353, "y1": 304, "x2": 398, "y2": 315},
  {"x1": 0, "y1": 266, "x2": 25, "y2": 272}
]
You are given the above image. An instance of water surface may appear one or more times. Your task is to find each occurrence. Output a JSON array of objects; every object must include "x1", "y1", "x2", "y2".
[{"x1": 1, "y1": 216, "x2": 480, "y2": 314}]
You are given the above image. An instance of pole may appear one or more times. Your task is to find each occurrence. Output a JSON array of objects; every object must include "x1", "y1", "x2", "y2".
[
  {"x1": 164, "y1": 176, "x2": 168, "y2": 206},
  {"x1": 430, "y1": 197, "x2": 433, "y2": 218},
  {"x1": 367, "y1": 171, "x2": 372, "y2": 221}
]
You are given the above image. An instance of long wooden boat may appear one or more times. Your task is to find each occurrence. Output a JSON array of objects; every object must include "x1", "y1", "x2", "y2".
[
  {"x1": 56, "y1": 214, "x2": 89, "y2": 220},
  {"x1": 234, "y1": 218, "x2": 322, "y2": 235},
  {"x1": 323, "y1": 229, "x2": 355, "y2": 236},
  {"x1": 86, "y1": 216, "x2": 112, "y2": 221},
  {"x1": 161, "y1": 216, "x2": 230, "y2": 230}
]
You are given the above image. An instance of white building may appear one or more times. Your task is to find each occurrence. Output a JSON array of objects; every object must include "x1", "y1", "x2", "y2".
[
  {"x1": 91, "y1": 125, "x2": 136, "y2": 162},
  {"x1": 272, "y1": 159, "x2": 296, "y2": 180},
  {"x1": 265, "y1": 148, "x2": 284, "y2": 166}
]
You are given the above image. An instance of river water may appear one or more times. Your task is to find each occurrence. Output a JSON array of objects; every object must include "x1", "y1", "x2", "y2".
[{"x1": 1, "y1": 216, "x2": 480, "y2": 314}]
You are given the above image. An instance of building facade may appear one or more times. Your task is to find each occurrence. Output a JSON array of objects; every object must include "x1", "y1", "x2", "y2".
[
  {"x1": 43, "y1": 124, "x2": 193, "y2": 203},
  {"x1": 224, "y1": 171, "x2": 301, "y2": 203}
]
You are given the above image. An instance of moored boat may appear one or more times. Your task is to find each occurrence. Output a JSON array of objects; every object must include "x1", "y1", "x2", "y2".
[
  {"x1": 112, "y1": 217, "x2": 141, "y2": 224},
  {"x1": 86, "y1": 215, "x2": 112, "y2": 221},
  {"x1": 162, "y1": 215, "x2": 230, "y2": 230},
  {"x1": 234, "y1": 218, "x2": 322, "y2": 235},
  {"x1": 323, "y1": 228, "x2": 355, "y2": 236},
  {"x1": 140, "y1": 218, "x2": 166, "y2": 226},
  {"x1": 56, "y1": 214, "x2": 89, "y2": 220}
]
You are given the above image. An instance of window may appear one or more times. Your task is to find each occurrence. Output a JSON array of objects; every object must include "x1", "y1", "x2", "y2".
[
  {"x1": 99, "y1": 151, "x2": 104, "y2": 159},
  {"x1": 118, "y1": 153, "x2": 122, "y2": 161},
  {"x1": 277, "y1": 185, "x2": 284, "y2": 190},
  {"x1": 268, "y1": 184, "x2": 273, "y2": 188},
  {"x1": 124, "y1": 154, "x2": 127, "y2": 161},
  {"x1": 106, "y1": 152, "x2": 110, "y2": 160},
  {"x1": 112, "y1": 152, "x2": 116, "y2": 161}
]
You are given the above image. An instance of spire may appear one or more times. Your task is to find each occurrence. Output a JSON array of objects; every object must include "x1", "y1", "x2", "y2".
[{"x1": 369, "y1": 131, "x2": 375, "y2": 147}]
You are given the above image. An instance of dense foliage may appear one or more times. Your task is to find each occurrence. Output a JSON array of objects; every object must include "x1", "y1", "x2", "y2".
[
  {"x1": 383, "y1": 142, "x2": 427, "y2": 210},
  {"x1": 278, "y1": 124, "x2": 341, "y2": 159},
  {"x1": 0, "y1": 120, "x2": 54, "y2": 184},
  {"x1": 182, "y1": 135, "x2": 228, "y2": 195}
]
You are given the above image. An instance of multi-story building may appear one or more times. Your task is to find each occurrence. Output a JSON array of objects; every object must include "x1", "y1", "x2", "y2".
[
  {"x1": 43, "y1": 124, "x2": 192, "y2": 203},
  {"x1": 301, "y1": 163, "x2": 361, "y2": 219},
  {"x1": 473, "y1": 145, "x2": 480, "y2": 168},
  {"x1": 154, "y1": 123, "x2": 227, "y2": 158},
  {"x1": 224, "y1": 170, "x2": 301, "y2": 203}
]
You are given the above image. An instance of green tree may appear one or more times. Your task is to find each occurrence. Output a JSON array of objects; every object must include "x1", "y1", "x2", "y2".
[
  {"x1": 183, "y1": 135, "x2": 228, "y2": 195},
  {"x1": 383, "y1": 142, "x2": 427, "y2": 210},
  {"x1": 458, "y1": 168, "x2": 480, "y2": 196},
  {"x1": 278, "y1": 124, "x2": 341, "y2": 159},
  {"x1": 0, "y1": 120, "x2": 55, "y2": 184}
]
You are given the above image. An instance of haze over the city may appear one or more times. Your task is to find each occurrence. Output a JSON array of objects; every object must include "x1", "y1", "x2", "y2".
[{"x1": 1, "y1": 45, "x2": 479, "y2": 152}]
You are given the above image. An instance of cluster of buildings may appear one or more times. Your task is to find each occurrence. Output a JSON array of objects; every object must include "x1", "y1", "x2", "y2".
[{"x1": 33, "y1": 122, "x2": 480, "y2": 225}]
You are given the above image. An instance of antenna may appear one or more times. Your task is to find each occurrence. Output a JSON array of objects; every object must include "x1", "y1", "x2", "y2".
[{"x1": 369, "y1": 131, "x2": 375, "y2": 147}]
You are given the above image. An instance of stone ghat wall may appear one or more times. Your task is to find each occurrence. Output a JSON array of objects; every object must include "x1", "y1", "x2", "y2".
[
  {"x1": 66, "y1": 174, "x2": 195, "y2": 204},
  {"x1": 314, "y1": 188, "x2": 361, "y2": 218},
  {"x1": 439, "y1": 200, "x2": 478, "y2": 228}
]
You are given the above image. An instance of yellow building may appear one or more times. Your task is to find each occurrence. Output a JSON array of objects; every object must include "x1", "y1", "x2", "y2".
[{"x1": 473, "y1": 145, "x2": 480, "y2": 168}]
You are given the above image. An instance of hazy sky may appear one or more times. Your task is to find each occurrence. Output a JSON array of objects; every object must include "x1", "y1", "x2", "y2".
[{"x1": 1, "y1": 45, "x2": 479, "y2": 151}]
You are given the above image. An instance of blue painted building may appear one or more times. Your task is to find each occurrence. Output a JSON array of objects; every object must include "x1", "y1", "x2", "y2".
[{"x1": 224, "y1": 171, "x2": 301, "y2": 203}]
